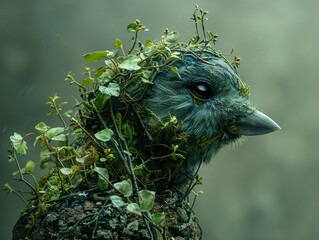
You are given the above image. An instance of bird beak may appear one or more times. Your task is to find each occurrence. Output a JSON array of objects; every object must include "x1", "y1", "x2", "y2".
[{"x1": 235, "y1": 110, "x2": 281, "y2": 136}]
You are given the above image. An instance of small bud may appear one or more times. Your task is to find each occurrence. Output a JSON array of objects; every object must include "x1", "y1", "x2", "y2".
[
  {"x1": 233, "y1": 56, "x2": 241, "y2": 68},
  {"x1": 169, "y1": 116, "x2": 177, "y2": 124}
]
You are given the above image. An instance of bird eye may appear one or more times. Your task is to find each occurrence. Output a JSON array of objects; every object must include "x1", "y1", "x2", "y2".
[{"x1": 189, "y1": 81, "x2": 213, "y2": 100}]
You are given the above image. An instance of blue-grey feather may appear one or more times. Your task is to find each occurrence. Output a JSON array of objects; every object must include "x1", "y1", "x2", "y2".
[{"x1": 142, "y1": 51, "x2": 266, "y2": 190}]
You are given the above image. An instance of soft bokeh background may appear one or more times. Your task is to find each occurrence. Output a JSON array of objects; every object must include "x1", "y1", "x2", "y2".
[{"x1": 1, "y1": 0, "x2": 318, "y2": 239}]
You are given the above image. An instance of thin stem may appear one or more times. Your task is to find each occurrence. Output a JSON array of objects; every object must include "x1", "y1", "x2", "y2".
[
  {"x1": 13, "y1": 177, "x2": 39, "y2": 199},
  {"x1": 200, "y1": 15, "x2": 207, "y2": 43},
  {"x1": 128, "y1": 30, "x2": 138, "y2": 55},
  {"x1": 52, "y1": 98, "x2": 68, "y2": 130},
  {"x1": 13, "y1": 150, "x2": 24, "y2": 179},
  {"x1": 9, "y1": 188, "x2": 29, "y2": 206}
]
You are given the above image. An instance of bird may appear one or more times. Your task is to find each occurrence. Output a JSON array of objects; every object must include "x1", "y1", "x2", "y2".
[{"x1": 142, "y1": 50, "x2": 280, "y2": 193}]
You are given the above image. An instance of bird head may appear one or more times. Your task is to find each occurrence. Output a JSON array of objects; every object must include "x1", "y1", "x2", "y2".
[{"x1": 142, "y1": 50, "x2": 280, "y2": 187}]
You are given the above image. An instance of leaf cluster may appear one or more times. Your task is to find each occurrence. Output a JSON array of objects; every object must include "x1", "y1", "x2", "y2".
[{"x1": 6, "y1": 5, "x2": 241, "y2": 239}]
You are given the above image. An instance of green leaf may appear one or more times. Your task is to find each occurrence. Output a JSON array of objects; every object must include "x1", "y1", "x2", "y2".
[
  {"x1": 114, "y1": 38, "x2": 123, "y2": 49},
  {"x1": 139, "y1": 190, "x2": 155, "y2": 211},
  {"x1": 10, "y1": 132, "x2": 28, "y2": 156},
  {"x1": 127, "y1": 22, "x2": 137, "y2": 32},
  {"x1": 95, "y1": 66, "x2": 107, "y2": 78},
  {"x1": 126, "y1": 203, "x2": 142, "y2": 216},
  {"x1": 58, "y1": 101, "x2": 68, "y2": 108},
  {"x1": 110, "y1": 195, "x2": 126, "y2": 208},
  {"x1": 39, "y1": 148, "x2": 51, "y2": 163},
  {"x1": 118, "y1": 55, "x2": 141, "y2": 71},
  {"x1": 25, "y1": 160, "x2": 35, "y2": 173},
  {"x1": 44, "y1": 127, "x2": 66, "y2": 141},
  {"x1": 98, "y1": 71, "x2": 112, "y2": 84},
  {"x1": 83, "y1": 50, "x2": 115, "y2": 62},
  {"x1": 81, "y1": 77, "x2": 94, "y2": 87},
  {"x1": 92, "y1": 92, "x2": 109, "y2": 111},
  {"x1": 94, "y1": 128, "x2": 114, "y2": 142},
  {"x1": 72, "y1": 174, "x2": 83, "y2": 188},
  {"x1": 35, "y1": 122, "x2": 50, "y2": 133},
  {"x1": 114, "y1": 179, "x2": 132, "y2": 197},
  {"x1": 163, "y1": 31, "x2": 180, "y2": 44},
  {"x1": 145, "y1": 39, "x2": 152, "y2": 47},
  {"x1": 7, "y1": 156, "x2": 15, "y2": 163},
  {"x1": 172, "y1": 153, "x2": 186, "y2": 160},
  {"x1": 94, "y1": 166, "x2": 109, "y2": 191},
  {"x1": 98, "y1": 82, "x2": 120, "y2": 97},
  {"x1": 76, "y1": 154, "x2": 90, "y2": 164},
  {"x1": 60, "y1": 167, "x2": 73, "y2": 175},
  {"x1": 63, "y1": 109, "x2": 73, "y2": 118},
  {"x1": 169, "y1": 66, "x2": 181, "y2": 79},
  {"x1": 152, "y1": 213, "x2": 166, "y2": 226}
]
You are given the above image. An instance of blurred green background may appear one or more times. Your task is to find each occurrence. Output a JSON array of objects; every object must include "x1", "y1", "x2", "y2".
[{"x1": 1, "y1": 0, "x2": 318, "y2": 239}]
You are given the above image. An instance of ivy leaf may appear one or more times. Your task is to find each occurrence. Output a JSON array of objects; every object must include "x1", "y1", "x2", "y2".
[
  {"x1": 81, "y1": 77, "x2": 94, "y2": 87},
  {"x1": 94, "y1": 166, "x2": 109, "y2": 191},
  {"x1": 92, "y1": 92, "x2": 109, "y2": 111},
  {"x1": 114, "y1": 179, "x2": 133, "y2": 197},
  {"x1": 141, "y1": 70, "x2": 153, "y2": 84},
  {"x1": 118, "y1": 55, "x2": 141, "y2": 71},
  {"x1": 126, "y1": 203, "x2": 142, "y2": 216},
  {"x1": 35, "y1": 122, "x2": 50, "y2": 133},
  {"x1": 94, "y1": 128, "x2": 114, "y2": 142},
  {"x1": 60, "y1": 167, "x2": 73, "y2": 175},
  {"x1": 110, "y1": 195, "x2": 126, "y2": 208},
  {"x1": 98, "y1": 82, "x2": 120, "y2": 97},
  {"x1": 169, "y1": 66, "x2": 181, "y2": 79},
  {"x1": 151, "y1": 213, "x2": 166, "y2": 226},
  {"x1": 76, "y1": 154, "x2": 90, "y2": 164},
  {"x1": 114, "y1": 38, "x2": 123, "y2": 49},
  {"x1": 163, "y1": 31, "x2": 180, "y2": 44},
  {"x1": 25, "y1": 160, "x2": 35, "y2": 173},
  {"x1": 10, "y1": 132, "x2": 28, "y2": 156},
  {"x1": 95, "y1": 66, "x2": 107, "y2": 78},
  {"x1": 83, "y1": 50, "x2": 115, "y2": 62},
  {"x1": 44, "y1": 127, "x2": 66, "y2": 141},
  {"x1": 138, "y1": 190, "x2": 155, "y2": 211},
  {"x1": 127, "y1": 22, "x2": 137, "y2": 32}
]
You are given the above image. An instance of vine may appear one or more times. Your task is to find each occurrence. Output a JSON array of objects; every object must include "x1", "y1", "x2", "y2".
[{"x1": 6, "y1": 5, "x2": 242, "y2": 240}]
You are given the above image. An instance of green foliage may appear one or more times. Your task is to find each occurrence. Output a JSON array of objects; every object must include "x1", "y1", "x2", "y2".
[
  {"x1": 10, "y1": 132, "x2": 28, "y2": 156},
  {"x1": 94, "y1": 128, "x2": 114, "y2": 142},
  {"x1": 138, "y1": 190, "x2": 155, "y2": 211},
  {"x1": 126, "y1": 203, "x2": 142, "y2": 216},
  {"x1": 94, "y1": 166, "x2": 109, "y2": 191},
  {"x1": 83, "y1": 50, "x2": 116, "y2": 62},
  {"x1": 114, "y1": 179, "x2": 133, "y2": 197},
  {"x1": 152, "y1": 212, "x2": 166, "y2": 226},
  {"x1": 6, "y1": 5, "x2": 239, "y2": 239},
  {"x1": 118, "y1": 55, "x2": 142, "y2": 71}
]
